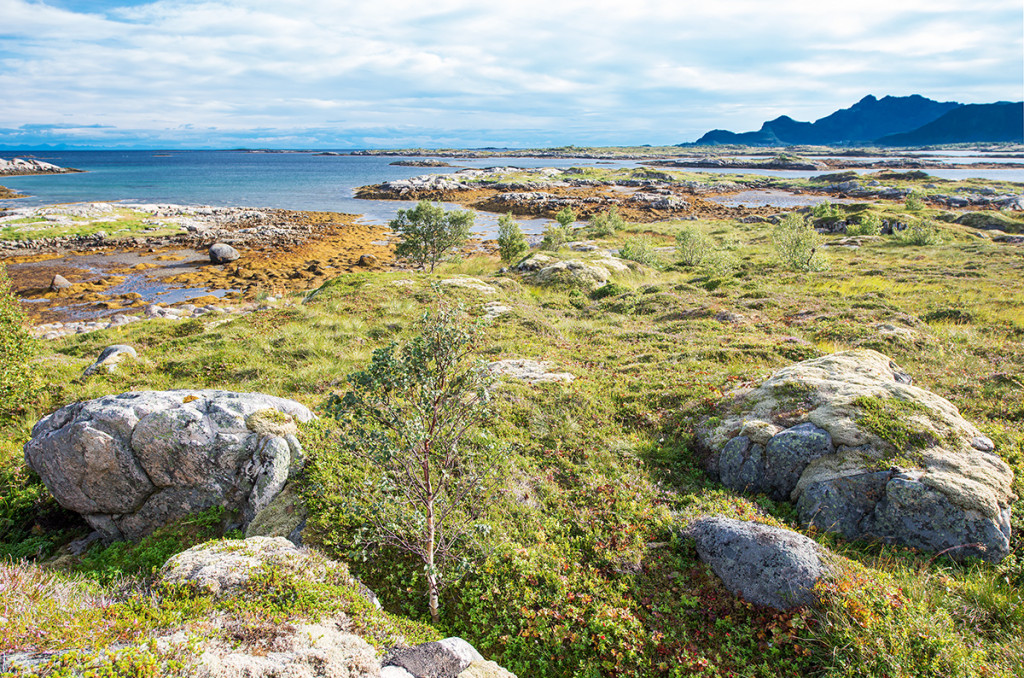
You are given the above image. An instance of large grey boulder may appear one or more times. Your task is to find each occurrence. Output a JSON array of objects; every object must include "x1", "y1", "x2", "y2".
[
  {"x1": 700, "y1": 350, "x2": 1015, "y2": 561},
  {"x1": 24, "y1": 390, "x2": 313, "y2": 541},
  {"x1": 687, "y1": 517, "x2": 830, "y2": 610},
  {"x1": 209, "y1": 243, "x2": 240, "y2": 264}
]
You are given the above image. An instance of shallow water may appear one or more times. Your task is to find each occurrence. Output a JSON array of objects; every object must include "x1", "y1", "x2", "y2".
[{"x1": 707, "y1": 190, "x2": 860, "y2": 208}]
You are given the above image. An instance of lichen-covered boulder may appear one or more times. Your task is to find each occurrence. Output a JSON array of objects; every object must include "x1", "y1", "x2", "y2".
[
  {"x1": 161, "y1": 536, "x2": 315, "y2": 596},
  {"x1": 195, "y1": 622, "x2": 379, "y2": 678},
  {"x1": 687, "y1": 517, "x2": 831, "y2": 609},
  {"x1": 699, "y1": 350, "x2": 1015, "y2": 561},
  {"x1": 530, "y1": 259, "x2": 612, "y2": 289},
  {"x1": 24, "y1": 390, "x2": 313, "y2": 541}
]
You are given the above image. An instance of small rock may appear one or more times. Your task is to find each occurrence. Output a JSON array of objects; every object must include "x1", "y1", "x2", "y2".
[
  {"x1": 438, "y1": 278, "x2": 497, "y2": 294},
  {"x1": 82, "y1": 344, "x2": 138, "y2": 377},
  {"x1": 385, "y1": 638, "x2": 484, "y2": 678},
  {"x1": 357, "y1": 253, "x2": 379, "y2": 267},
  {"x1": 488, "y1": 359, "x2": 574, "y2": 384}
]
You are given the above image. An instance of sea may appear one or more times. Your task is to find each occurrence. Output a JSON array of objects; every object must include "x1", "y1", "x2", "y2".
[
  {"x1": 0, "y1": 150, "x2": 643, "y2": 235},
  {"x1": 2, "y1": 150, "x2": 1022, "y2": 236}
]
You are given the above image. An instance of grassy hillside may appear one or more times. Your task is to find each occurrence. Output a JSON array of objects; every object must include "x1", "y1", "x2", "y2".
[{"x1": 2, "y1": 200, "x2": 1024, "y2": 676}]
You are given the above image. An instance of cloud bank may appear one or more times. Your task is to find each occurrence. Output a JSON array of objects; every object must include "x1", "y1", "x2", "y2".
[{"x1": 1, "y1": 0, "x2": 1020, "y2": 148}]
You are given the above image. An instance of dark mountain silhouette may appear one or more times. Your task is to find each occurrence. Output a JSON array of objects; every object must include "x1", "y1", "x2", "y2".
[
  {"x1": 875, "y1": 102, "x2": 1024, "y2": 146},
  {"x1": 691, "y1": 95, "x2": 989, "y2": 146}
]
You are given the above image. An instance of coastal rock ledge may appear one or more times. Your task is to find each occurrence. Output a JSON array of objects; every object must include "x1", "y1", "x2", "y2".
[
  {"x1": 0, "y1": 157, "x2": 79, "y2": 175},
  {"x1": 698, "y1": 349, "x2": 1015, "y2": 561},
  {"x1": 24, "y1": 390, "x2": 314, "y2": 541}
]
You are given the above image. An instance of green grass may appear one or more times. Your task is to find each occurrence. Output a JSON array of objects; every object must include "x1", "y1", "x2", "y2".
[
  {"x1": 2, "y1": 183, "x2": 1024, "y2": 676},
  {"x1": 0, "y1": 209, "x2": 182, "y2": 241}
]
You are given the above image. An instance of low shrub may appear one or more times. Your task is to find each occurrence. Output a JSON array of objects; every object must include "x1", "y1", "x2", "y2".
[
  {"x1": 587, "y1": 207, "x2": 625, "y2": 237},
  {"x1": 894, "y1": 221, "x2": 941, "y2": 246},
  {"x1": 619, "y1": 236, "x2": 657, "y2": 266},
  {"x1": 846, "y1": 214, "x2": 881, "y2": 236}
]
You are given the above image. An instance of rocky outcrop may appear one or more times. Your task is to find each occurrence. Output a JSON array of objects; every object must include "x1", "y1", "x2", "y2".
[
  {"x1": 687, "y1": 517, "x2": 831, "y2": 609},
  {"x1": 24, "y1": 390, "x2": 314, "y2": 541},
  {"x1": 437, "y1": 278, "x2": 497, "y2": 294},
  {"x1": 516, "y1": 254, "x2": 630, "y2": 290},
  {"x1": 0, "y1": 157, "x2": 79, "y2": 176},
  {"x1": 488, "y1": 359, "x2": 575, "y2": 384},
  {"x1": 195, "y1": 622, "x2": 380, "y2": 678},
  {"x1": 700, "y1": 350, "x2": 1015, "y2": 561}
]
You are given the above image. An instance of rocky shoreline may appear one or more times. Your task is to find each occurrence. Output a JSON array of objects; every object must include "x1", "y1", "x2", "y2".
[
  {"x1": 0, "y1": 157, "x2": 81, "y2": 176},
  {"x1": 355, "y1": 166, "x2": 781, "y2": 222},
  {"x1": 2, "y1": 202, "x2": 393, "y2": 326}
]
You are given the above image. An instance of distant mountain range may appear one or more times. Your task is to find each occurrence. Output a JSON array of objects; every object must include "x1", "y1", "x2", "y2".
[{"x1": 691, "y1": 95, "x2": 1024, "y2": 146}]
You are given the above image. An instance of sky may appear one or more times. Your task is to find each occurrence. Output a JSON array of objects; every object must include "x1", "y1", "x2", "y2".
[{"x1": 0, "y1": 0, "x2": 1021, "y2": 149}]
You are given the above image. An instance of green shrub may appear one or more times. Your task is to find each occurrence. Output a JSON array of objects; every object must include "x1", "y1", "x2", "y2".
[
  {"x1": 590, "y1": 282, "x2": 630, "y2": 300},
  {"x1": 587, "y1": 207, "x2": 624, "y2": 237},
  {"x1": 496, "y1": 213, "x2": 529, "y2": 264},
  {"x1": 846, "y1": 214, "x2": 881, "y2": 236},
  {"x1": 675, "y1": 225, "x2": 712, "y2": 266},
  {"x1": 391, "y1": 200, "x2": 474, "y2": 272},
  {"x1": 77, "y1": 506, "x2": 234, "y2": 582},
  {"x1": 0, "y1": 264, "x2": 35, "y2": 420},
  {"x1": 540, "y1": 223, "x2": 573, "y2": 251},
  {"x1": 772, "y1": 214, "x2": 826, "y2": 271},
  {"x1": 811, "y1": 202, "x2": 840, "y2": 219},
  {"x1": 904, "y1": 192, "x2": 925, "y2": 212},
  {"x1": 555, "y1": 206, "x2": 576, "y2": 230},
  {"x1": 619, "y1": 236, "x2": 657, "y2": 266},
  {"x1": 895, "y1": 221, "x2": 942, "y2": 246}
]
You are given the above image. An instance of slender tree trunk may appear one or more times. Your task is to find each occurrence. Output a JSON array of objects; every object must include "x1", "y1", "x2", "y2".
[{"x1": 426, "y1": 496, "x2": 439, "y2": 623}]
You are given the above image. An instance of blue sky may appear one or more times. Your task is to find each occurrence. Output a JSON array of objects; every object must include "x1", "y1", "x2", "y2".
[{"x1": 1, "y1": 0, "x2": 1021, "y2": 149}]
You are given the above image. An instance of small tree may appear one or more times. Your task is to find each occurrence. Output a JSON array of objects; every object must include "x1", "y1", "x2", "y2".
[
  {"x1": 391, "y1": 200, "x2": 474, "y2": 272},
  {"x1": 772, "y1": 213, "x2": 826, "y2": 271},
  {"x1": 675, "y1": 224, "x2": 712, "y2": 266},
  {"x1": 325, "y1": 303, "x2": 496, "y2": 623},
  {"x1": 496, "y1": 212, "x2": 529, "y2": 264},
  {"x1": 555, "y1": 206, "x2": 576, "y2": 230}
]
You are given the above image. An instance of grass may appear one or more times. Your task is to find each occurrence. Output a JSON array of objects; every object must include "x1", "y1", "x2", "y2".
[
  {"x1": 2, "y1": 174, "x2": 1024, "y2": 676},
  {"x1": 0, "y1": 209, "x2": 184, "y2": 242}
]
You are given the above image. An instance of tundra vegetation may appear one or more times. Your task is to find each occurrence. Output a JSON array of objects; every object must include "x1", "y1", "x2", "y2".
[{"x1": 2, "y1": 166, "x2": 1024, "y2": 677}]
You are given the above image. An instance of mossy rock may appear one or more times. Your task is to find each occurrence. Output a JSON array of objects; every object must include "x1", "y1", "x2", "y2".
[{"x1": 700, "y1": 349, "x2": 1015, "y2": 561}]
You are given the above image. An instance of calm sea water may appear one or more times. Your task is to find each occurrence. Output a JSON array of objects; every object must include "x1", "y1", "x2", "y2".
[
  {"x1": 2, "y1": 151, "x2": 1021, "y2": 234},
  {"x1": 0, "y1": 151, "x2": 640, "y2": 234}
]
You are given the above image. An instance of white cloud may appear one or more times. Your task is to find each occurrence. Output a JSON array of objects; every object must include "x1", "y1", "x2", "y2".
[{"x1": 0, "y1": 0, "x2": 1020, "y2": 146}]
